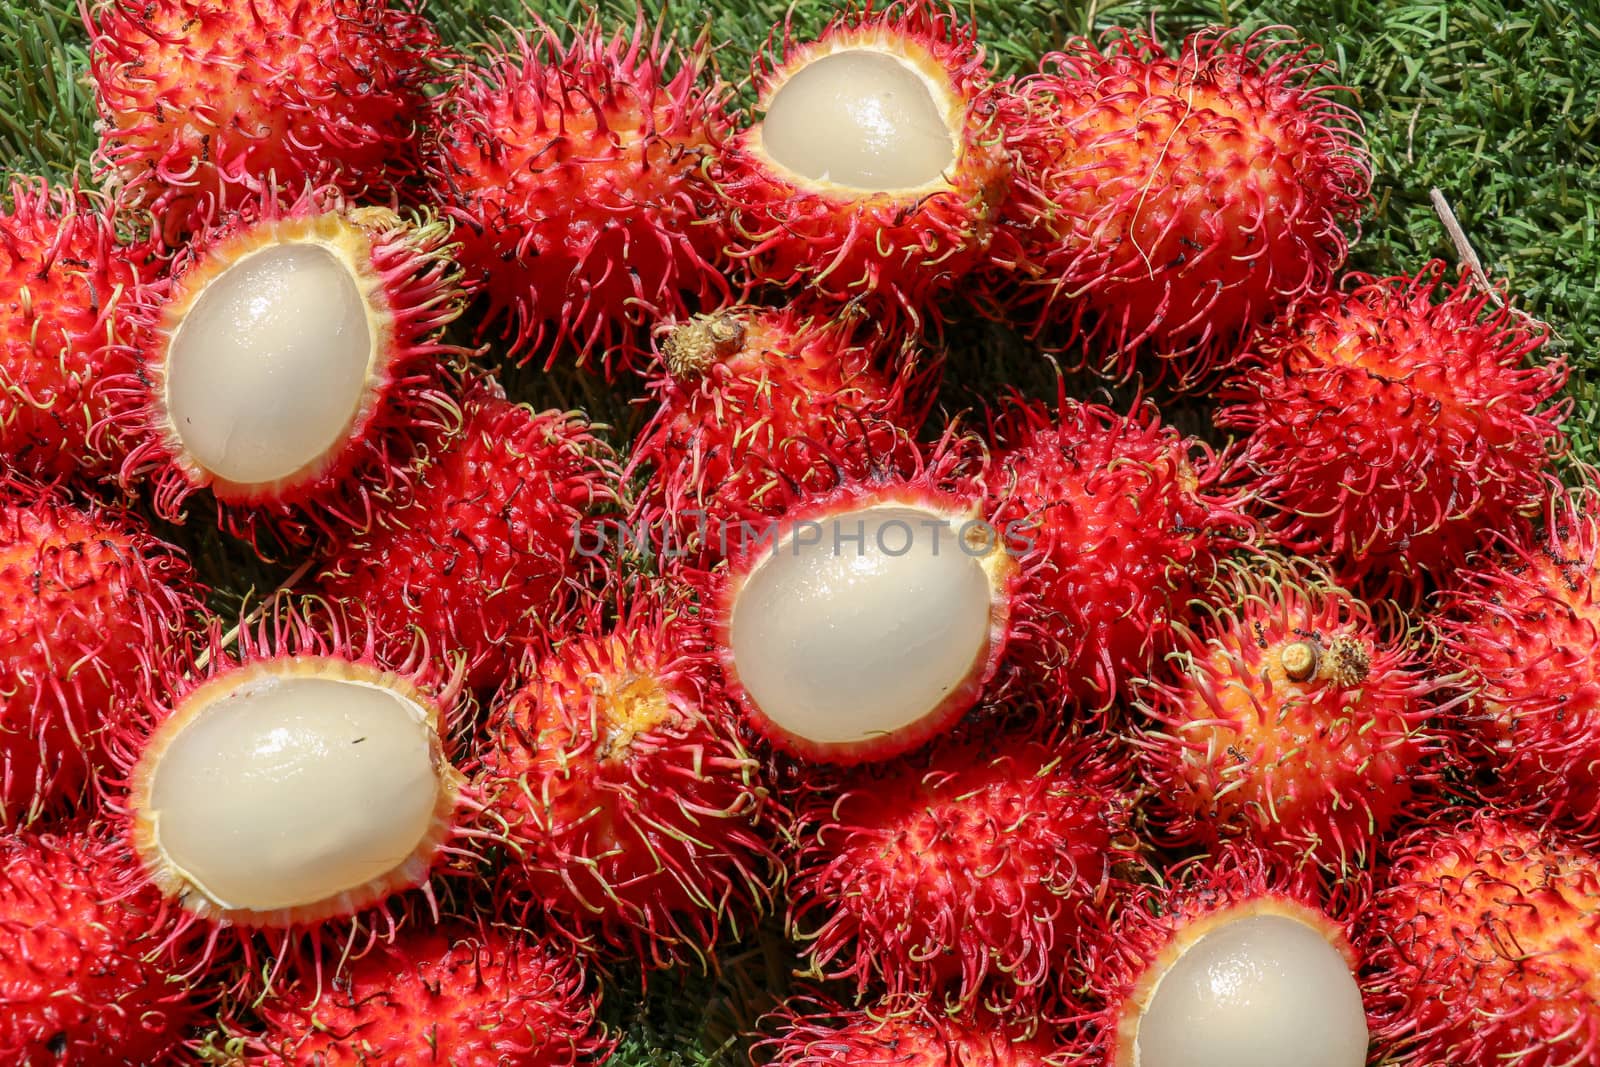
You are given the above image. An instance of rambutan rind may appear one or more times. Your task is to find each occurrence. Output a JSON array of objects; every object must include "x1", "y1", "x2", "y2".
[{"x1": 758, "y1": 995, "x2": 1076, "y2": 1064}]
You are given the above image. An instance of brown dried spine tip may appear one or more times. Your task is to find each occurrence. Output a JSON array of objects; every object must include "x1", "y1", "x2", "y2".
[{"x1": 663, "y1": 313, "x2": 747, "y2": 379}]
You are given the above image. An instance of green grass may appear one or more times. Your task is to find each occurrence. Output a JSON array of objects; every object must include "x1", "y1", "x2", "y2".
[{"x1": 4, "y1": 0, "x2": 1599, "y2": 1062}]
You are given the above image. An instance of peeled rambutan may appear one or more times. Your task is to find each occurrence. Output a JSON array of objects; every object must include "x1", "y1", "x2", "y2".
[
  {"x1": 759, "y1": 997, "x2": 1072, "y2": 1064},
  {"x1": 424, "y1": 15, "x2": 733, "y2": 372},
  {"x1": 709, "y1": 433, "x2": 1016, "y2": 764},
  {"x1": 317, "y1": 379, "x2": 617, "y2": 694},
  {"x1": 1, "y1": 485, "x2": 203, "y2": 825},
  {"x1": 83, "y1": 0, "x2": 441, "y2": 237},
  {"x1": 996, "y1": 28, "x2": 1370, "y2": 386},
  {"x1": 786, "y1": 731, "x2": 1138, "y2": 1016},
  {"x1": 985, "y1": 392, "x2": 1249, "y2": 711},
  {"x1": 109, "y1": 186, "x2": 467, "y2": 551},
  {"x1": 1435, "y1": 484, "x2": 1600, "y2": 836},
  {"x1": 1091, "y1": 845, "x2": 1370, "y2": 1067},
  {"x1": 627, "y1": 303, "x2": 927, "y2": 562},
  {"x1": 110, "y1": 600, "x2": 474, "y2": 963},
  {"x1": 1, "y1": 825, "x2": 203, "y2": 1065},
  {"x1": 1, "y1": 179, "x2": 157, "y2": 480},
  {"x1": 712, "y1": 0, "x2": 1010, "y2": 325},
  {"x1": 1133, "y1": 555, "x2": 1443, "y2": 870},
  {"x1": 244, "y1": 920, "x2": 607, "y2": 1065},
  {"x1": 1218, "y1": 262, "x2": 1569, "y2": 592},
  {"x1": 474, "y1": 582, "x2": 778, "y2": 969},
  {"x1": 1363, "y1": 811, "x2": 1600, "y2": 1067}
]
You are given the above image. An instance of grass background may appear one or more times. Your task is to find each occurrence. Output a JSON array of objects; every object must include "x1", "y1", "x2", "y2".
[{"x1": 3, "y1": 0, "x2": 1598, "y2": 1061}]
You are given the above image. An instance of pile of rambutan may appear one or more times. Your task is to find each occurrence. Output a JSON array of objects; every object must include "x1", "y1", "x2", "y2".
[{"x1": 1, "y1": 1, "x2": 1587, "y2": 1064}]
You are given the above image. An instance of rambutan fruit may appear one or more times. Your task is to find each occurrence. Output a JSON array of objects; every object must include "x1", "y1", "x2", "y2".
[
  {"x1": 759, "y1": 997, "x2": 1071, "y2": 1064},
  {"x1": 474, "y1": 582, "x2": 778, "y2": 969},
  {"x1": 1092, "y1": 845, "x2": 1370, "y2": 1067},
  {"x1": 1, "y1": 485, "x2": 203, "y2": 825},
  {"x1": 83, "y1": 0, "x2": 441, "y2": 237},
  {"x1": 245, "y1": 920, "x2": 607, "y2": 1065},
  {"x1": 786, "y1": 731, "x2": 1138, "y2": 1016},
  {"x1": 627, "y1": 303, "x2": 927, "y2": 562},
  {"x1": 709, "y1": 434, "x2": 1016, "y2": 764},
  {"x1": 712, "y1": 0, "x2": 1011, "y2": 325},
  {"x1": 424, "y1": 15, "x2": 733, "y2": 372},
  {"x1": 317, "y1": 379, "x2": 618, "y2": 694},
  {"x1": 111, "y1": 601, "x2": 474, "y2": 960},
  {"x1": 1218, "y1": 262, "x2": 1569, "y2": 592},
  {"x1": 1132, "y1": 555, "x2": 1443, "y2": 870},
  {"x1": 1363, "y1": 811, "x2": 1600, "y2": 1066},
  {"x1": 1, "y1": 825, "x2": 203, "y2": 1065},
  {"x1": 985, "y1": 392, "x2": 1249, "y2": 712},
  {"x1": 996, "y1": 28, "x2": 1370, "y2": 386},
  {"x1": 1435, "y1": 484, "x2": 1600, "y2": 836},
  {"x1": 1, "y1": 178, "x2": 156, "y2": 479},
  {"x1": 110, "y1": 187, "x2": 466, "y2": 550}
]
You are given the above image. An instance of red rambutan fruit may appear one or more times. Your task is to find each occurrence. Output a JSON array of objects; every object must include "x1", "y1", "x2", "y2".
[
  {"x1": 1363, "y1": 811, "x2": 1600, "y2": 1067},
  {"x1": 424, "y1": 15, "x2": 733, "y2": 372},
  {"x1": 627, "y1": 303, "x2": 927, "y2": 562},
  {"x1": 109, "y1": 187, "x2": 467, "y2": 551},
  {"x1": 709, "y1": 432, "x2": 1017, "y2": 764},
  {"x1": 1133, "y1": 555, "x2": 1445, "y2": 870},
  {"x1": 1435, "y1": 483, "x2": 1600, "y2": 836},
  {"x1": 759, "y1": 997, "x2": 1072, "y2": 1064},
  {"x1": 996, "y1": 28, "x2": 1370, "y2": 386},
  {"x1": 786, "y1": 731, "x2": 1138, "y2": 1017},
  {"x1": 0, "y1": 825, "x2": 203, "y2": 1065},
  {"x1": 83, "y1": 0, "x2": 442, "y2": 237},
  {"x1": 109, "y1": 600, "x2": 475, "y2": 969},
  {"x1": 985, "y1": 392, "x2": 1250, "y2": 711},
  {"x1": 1, "y1": 178, "x2": 155, "y2": 480},
  {"x1": 245, "y1": 920, "x2": 607, "y2": 1065},
  {"x1": 712, "y1": 0, "x2": 1011, "y2": 325},
  {"x1": 317, "y1": 379, "x2": 618, "y2": 694},
  {"x1": 1, "y1": 485, "x2": 203, "y2": 825},
  {"x1": 1218, "y1": 262, "x2": 1569, "y2": 593},
  {"x1": 1092, "y1": 844, "x2": 1370, "y2": 1067},
  {"x1": 474, "y1": 582, "x2": 779, "y2": 969}
]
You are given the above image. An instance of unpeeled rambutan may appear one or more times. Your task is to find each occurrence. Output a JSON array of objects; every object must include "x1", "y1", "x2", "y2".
[
  {"x1": 318, "y1": 379, "x2": 617, "y2": 693},
  {"x1": 1435, "y1": 483, "x2": 1600, "y2": 835},
  {"x1": 83, "y1": 0, "x2": 441, "y2": 236},
  {"x1": 424, "y1": 15, "x2": 733, "y2": 372},
  {"x1": 709, "y1": 433, "x2": 1016, "y2": 764},
  {"x1": 474, "y1": 583, "x2": 778, "y2": 969},
  {"x1": 712, "y1": 0, "x2": 1010, "y2": 325},
  {"x1": 759, "y1": 998, "x2": 1072, "y2": 1064},
  {"x1": 786, "y1": 731, "x2": 1137, "y2": 1016},
  {"x1": 110, "y1": 600, "x2": 474, "y2": 965},
  {"x1": 996, "y1": 28, "x2": 1370, "y2": 386},
  {"x1": 628, "y1": 303, "x2": 926, "y2": 562},
  {"x1": 1, "y1": 826, "x2": 203, "y2": 1065},
  {"x1": 1, "y1": 178, "x2": 153, "y2": 479},
  {"x1": 985, "y1": 392, "x2": 1249, "y2": 711},
  {"x1": 1133, "y1": 555, "x2": 1443, "y2": 870},
  {"x1": 1091, "y1": 845, "x2": 1370, "y2": 1067},
  {"x1": 1, "y1": 485, "x2": 202, "y2": 825},
  {"x1": 245, "y1": 920, "x2": 607, "y2": 1065},
  {"x1": 109, "y1": 187, "x2": 466, "y2": 551},
  {"x1": 1363, "y1": 811, "x2": 1600, "y2": 1067},
  {"x1": 1218, "y1": 261, "x2": 1569, "y2": 592}
]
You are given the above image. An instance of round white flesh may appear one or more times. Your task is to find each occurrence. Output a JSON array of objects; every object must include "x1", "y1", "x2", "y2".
[
  {"x1": 1135, "y1": 913, "x2": 1369, "y2": 1067},
  {"x1": 144, "y1": 673, "x2": 441, "y2": 913},
  {"x1": 728, "y1": 505, "x2": 994, "y2": 747},
  {"x1": 760, "y1": 49, "x2": 956, "y2": 191},
  {"x1": 164, "y1": 241, "x2": 373, "y2": 486}
]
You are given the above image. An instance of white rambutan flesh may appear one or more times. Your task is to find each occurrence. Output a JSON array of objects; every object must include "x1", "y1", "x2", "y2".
[
  {"x1": 131, "y1": 658, "x2": 458, "y2": 924},
  {"x1": 1130, "y1": 909, "x2": 1368, "y2": 1067},
  {"x1": 727, "y1": 502, "x2": 999, "y2": 751},
  {"x1": 163, "y1": 241, "x2": 374, "y2": 487},
  {"x1": 758, "y1": 49, "x2": 956, "y2": 192}
]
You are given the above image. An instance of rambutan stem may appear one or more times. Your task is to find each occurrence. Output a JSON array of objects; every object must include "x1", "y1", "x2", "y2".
[{"x1": 192, "y1": 558, "x2": 315, "y2": 672}]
